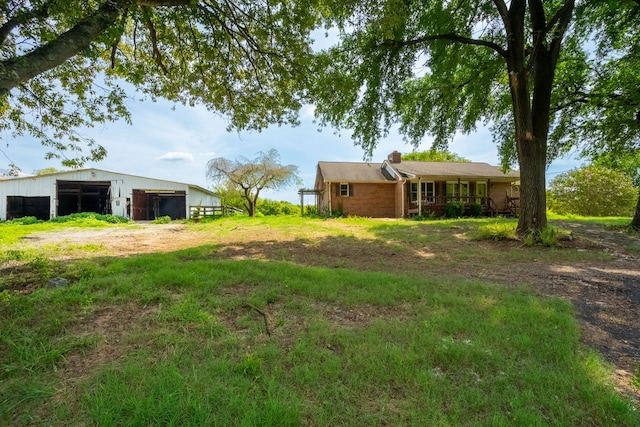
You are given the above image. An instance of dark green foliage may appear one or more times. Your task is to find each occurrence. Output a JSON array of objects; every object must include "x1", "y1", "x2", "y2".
[
  {"x1": 548, "y1": 166, "x2": 637, "y2": 216},
  {"x1": 468, "y1": 202, "x2": 483, "y2": 217},
  {"x1": 48, "y1": 213, "x2": 129, "y2": 224},
  {"x1": 444, "y1": 201, "x2": 464, "y2": 218},
  {"x1": 8, "y1": 216, "x2": 43, "y2": 225},
  {"x1": 1, "y1": 1, "x2": 318, "y2": 166}
]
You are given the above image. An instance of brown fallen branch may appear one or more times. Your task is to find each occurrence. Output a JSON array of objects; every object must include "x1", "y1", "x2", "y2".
[{"x1": 245, "y1": 302, "x2": 271, "y2": 336}]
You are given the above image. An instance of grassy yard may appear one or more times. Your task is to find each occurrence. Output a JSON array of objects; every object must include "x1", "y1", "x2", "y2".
[{"x1": 1, "y1": 216, "x2": 638, "y2": 426}]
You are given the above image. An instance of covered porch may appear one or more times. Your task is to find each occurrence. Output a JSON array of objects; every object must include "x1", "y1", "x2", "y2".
[{"x1": 404, "y1": 179, "x2": 519, "y2": 217}]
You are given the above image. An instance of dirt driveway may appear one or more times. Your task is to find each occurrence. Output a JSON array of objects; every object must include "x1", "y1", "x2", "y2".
[{"x1": 8, "y1": 219, "x2": 640, "y2": 404}]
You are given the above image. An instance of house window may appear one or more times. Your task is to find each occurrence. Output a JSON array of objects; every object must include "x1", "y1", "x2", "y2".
[
  {"x1": 424, "y1": 182, "x2": 435, "y2": 197},
  {"x1": 410, "y1": 182, "x2": 418, "y2": 202},
  {"x1": 424, "y1": 181, "x2": 435, "y2": 203},
  {"x1": 411, "y1": 182, "x2": 436, "y2": 202},
  {"x1": 339, "y1": 183, "x2": 350, "y2": 197},
  {"x1": 446, "y1": 181, "x2": 469, "y2": 199}
]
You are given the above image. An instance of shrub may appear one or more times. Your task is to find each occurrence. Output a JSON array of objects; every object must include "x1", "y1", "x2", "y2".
[
  {"x1": 444, "y1": 201, "x2": 464, "y2": 218},
  {"x1": 9, "y1": 216, "x2": 43, "y2": 225},
  {"x1": 152, "y1": 216, "x2": 172, "y2": 224},
  {"x1": 49, "y1": 213, "x2": 129, "y2": 224},
  {"x1": 469, "y1": 202, "x2": 483, "y2": 217},
  {"x1": 524, "y1": 226, "x2": 565, "y2": 247},
  {"x1": 256, "y1": 199, "x2": 301, "y2": 216},
  {"x1": 548, "y1": 165, "x2": 637, "y2": 216}
]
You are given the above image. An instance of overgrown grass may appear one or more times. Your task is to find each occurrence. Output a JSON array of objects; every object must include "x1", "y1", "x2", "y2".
[
  {"x1": 0, "y1": 217, "x2": 638, "y2": 425},
  {"x1": 548, "y1": 212, "x2": 634, "y2": 228}
]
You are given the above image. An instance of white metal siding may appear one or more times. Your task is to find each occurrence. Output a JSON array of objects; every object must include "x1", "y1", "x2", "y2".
[{"x1": 0, "y1": 169, "x2": 220, "y2": 220}]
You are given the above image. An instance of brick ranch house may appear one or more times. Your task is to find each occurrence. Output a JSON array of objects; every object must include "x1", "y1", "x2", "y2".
[{"x1": 314, "y1": 151, "x2": 520, "y2": 218}]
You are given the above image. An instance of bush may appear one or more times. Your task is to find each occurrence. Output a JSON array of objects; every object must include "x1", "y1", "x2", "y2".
[
  {"x1": 444, "y1": 201, "x2": 464, "y2": 218},
  {"x1": 469, "y1": 202, "x2": 483, "y2": 217},
  {"x1": 9, "y1": 216, "x2": 43, "y2": 225},
  {"x1": 524, "y1": 226, "x2": 566, "y2": 247},
  {"x1": 49, "y1": 213, "x2": 129, "y2": 224},
  {"x1": 548, "y1": 165, "x2": 638, "y2": 216},
  {"x1": 256, "y1": 199, "x2": 301, "y2": 216}
]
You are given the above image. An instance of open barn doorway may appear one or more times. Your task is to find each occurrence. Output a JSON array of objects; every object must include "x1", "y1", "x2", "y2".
[
  {"x1": 6, "y1": 196, "x2": 50, "y2": 220},
  {"x1": 56, "y1": 180, "x2": 112, "y2": 216},
  {"x1": 131, "y1": 189, "x2": 186, "y2": 220}
]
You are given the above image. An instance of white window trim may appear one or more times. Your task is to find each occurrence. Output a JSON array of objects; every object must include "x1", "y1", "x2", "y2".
[
  {"x1": 423, "y1": 181, "x2": 435, "y2": 197},
  {"x1": 446, "y1": 181, "x2": 469, "y2": 198},
  {"x1": 340, "y1": 183, "x2": 350, "y2": 197}
]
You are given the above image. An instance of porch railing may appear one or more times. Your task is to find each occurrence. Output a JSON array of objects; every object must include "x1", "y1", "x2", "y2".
[{"x1": 410, "y1": 196, "x2": 492, "y2": 208}]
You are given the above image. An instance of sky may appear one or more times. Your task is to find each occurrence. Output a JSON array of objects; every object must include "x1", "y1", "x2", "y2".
[{"x1": 0, "y1": 92, "x2": 584, "y2": 204}]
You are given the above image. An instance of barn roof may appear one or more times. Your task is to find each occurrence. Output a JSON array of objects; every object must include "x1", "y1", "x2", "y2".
[{"x1": 0, "y1": 168, "x2": 218, "y2": 196}]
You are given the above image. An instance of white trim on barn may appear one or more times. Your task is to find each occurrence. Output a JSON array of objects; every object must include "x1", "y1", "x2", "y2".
[{"x1": 0, "y1": 168, "x2": 221, "y2": 221}]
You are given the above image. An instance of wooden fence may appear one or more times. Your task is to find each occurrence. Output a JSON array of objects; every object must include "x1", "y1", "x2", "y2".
[{"x1": 189, "y1": 206, "x2": 244, "y2": 219}]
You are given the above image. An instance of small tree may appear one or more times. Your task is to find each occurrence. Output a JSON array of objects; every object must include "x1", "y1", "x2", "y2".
[
  {"x1": 211, "y1": 182, "x2": 246, "y2": 213},
  {"x1": 548, "y1": 165, "x2": 638, "y2": 217},
  {"x1": 207, "y1": 149, "x2": 301, "y2": 217},
  {"x1": 33, "y1": 167, "x2": 63, "y2": 175}
]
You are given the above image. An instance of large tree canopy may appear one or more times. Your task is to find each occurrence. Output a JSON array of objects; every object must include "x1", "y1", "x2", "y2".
[
  {"x1": 310, "y1": 0, "x2": 591, "y2": 233},
  {"x1": 0, "y1": 0, "x2": 317, "y2": 166},
  {"x1": 570, "y1": 1, "x2": 640, "y2": 229}
]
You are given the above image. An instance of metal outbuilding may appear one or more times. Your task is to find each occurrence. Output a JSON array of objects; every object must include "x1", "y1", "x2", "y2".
[{"x1": 0, "y1": 168, "x2": 221, "y2": 221}]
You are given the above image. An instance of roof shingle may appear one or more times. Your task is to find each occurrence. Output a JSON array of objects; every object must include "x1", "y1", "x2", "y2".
[{"x1": 317, "y1": 162, "x2": 393, "y2": 183}]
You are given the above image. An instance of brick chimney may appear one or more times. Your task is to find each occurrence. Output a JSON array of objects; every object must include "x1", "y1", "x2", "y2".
[{"x1": 388, "y1": 151, "x2": 402, "y2": 163}]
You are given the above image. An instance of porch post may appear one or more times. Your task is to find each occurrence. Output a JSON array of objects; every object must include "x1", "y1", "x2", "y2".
[
  {"x1": 300, "y1": 191, "x2": 304, "y2": 217},
  {"x1": 417, "y1": 178, "x2": 422, "y2": 215},
  {"x1": 327, "y1": 182, "x2": 332, "y2": 216}
]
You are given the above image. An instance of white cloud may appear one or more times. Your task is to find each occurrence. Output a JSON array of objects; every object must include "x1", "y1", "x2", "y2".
[{"x1": 156, "y1": 152, "x2": 194, "y2": 162}]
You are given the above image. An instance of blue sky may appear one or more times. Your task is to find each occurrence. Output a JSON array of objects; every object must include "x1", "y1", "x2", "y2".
[{"x1": 1, "y1": 93, "x2": 583, "y2": 204}]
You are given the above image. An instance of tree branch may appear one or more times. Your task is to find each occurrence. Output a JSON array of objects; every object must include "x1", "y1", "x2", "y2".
[
  {"x1": 492, "y1": 0, "x2": 510, "y2": 33},
  {"x1": 0, "y1": 0, "x2": 126, "y2": 94},
  {"x1": 142, "y1": 7, "x2": 170, "y2": 75},
  {"x1": 380, "y1": 33, "x2": 507, "y2": 58},
  {"x1": 0, "y1": 0, "x2": 196, "y2": 94},
  {"x1": 547, "y1": 1, "x2": 575, "y2": 63},
  {"x1": 0, "y1": 2, "x2": 52, "y2": 46}
]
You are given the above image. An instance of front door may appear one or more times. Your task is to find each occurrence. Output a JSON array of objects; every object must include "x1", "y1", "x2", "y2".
[{"x1": 476, "y1": 182, "x2": 487, "y2": 204}]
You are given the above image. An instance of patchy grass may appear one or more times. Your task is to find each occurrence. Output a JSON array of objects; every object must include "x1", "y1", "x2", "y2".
[
  {"x1": 0, "y1": 215, "x2": 130, "y2": 246},
  {"x1": 0, "y1": 217, "x2": 638, "y2": 426}
]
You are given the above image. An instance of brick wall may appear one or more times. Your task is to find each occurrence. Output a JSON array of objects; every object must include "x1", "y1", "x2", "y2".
[{"x1": 331, "y1": 183, "x2": 396, "y2": 217}]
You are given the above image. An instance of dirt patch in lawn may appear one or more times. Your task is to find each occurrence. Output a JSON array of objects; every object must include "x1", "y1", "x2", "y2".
[{"x1": 4, "y1": 219, "x2": 639, "y2": 404}]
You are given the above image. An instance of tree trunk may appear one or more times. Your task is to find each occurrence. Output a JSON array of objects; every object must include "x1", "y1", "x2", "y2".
[
  {"x1": 502, "y1": 1, "x2": 572, "y2": 235},
  {"x1": 631, "y1": 191, "x2": 640, "y2": 230},
  {"x1": 515, "y1": 132, "x2": 548, "y2": 234},
  {"x1": 506, "y1": 42, "x2": 548, "y2": 234}
]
